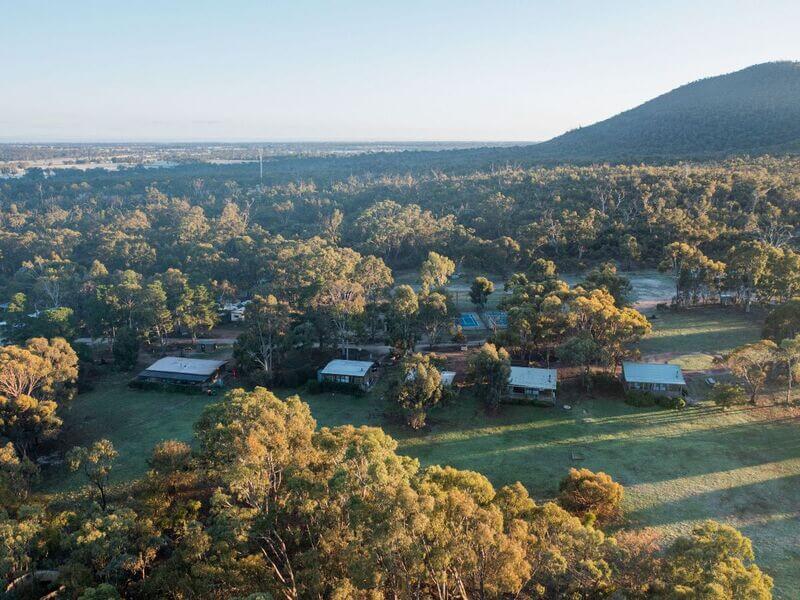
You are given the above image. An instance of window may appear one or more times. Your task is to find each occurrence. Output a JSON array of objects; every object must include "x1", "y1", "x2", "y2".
[{"x1": 512, "y1": 386, "x2": 526, "y2": 395}]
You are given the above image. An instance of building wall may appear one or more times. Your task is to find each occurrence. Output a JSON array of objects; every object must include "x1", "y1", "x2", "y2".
[
  {"x1": 506, "y1": 385, "x2": 556, "y2": 403},
  {"x1": 624, "y1": 380, "x2": 686, "y2": 397},
  {"x1": 319, "y1": 373, "x2": 375, "y2": 389},
  {"x1": 137, "y1": 366, "x2": 224, "y2": 387}
]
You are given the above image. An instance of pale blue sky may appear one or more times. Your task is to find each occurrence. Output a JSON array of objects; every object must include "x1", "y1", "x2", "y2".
[{"x1": 2, "y1": 0, "x2": 798, "y2": 142}]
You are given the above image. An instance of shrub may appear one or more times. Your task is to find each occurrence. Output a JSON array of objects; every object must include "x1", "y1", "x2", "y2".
[
  {"x1": 625, "y1": 389, "x2": 684, "y2": 409},
  {"x1": 709, "y1": 383, "x2": 747, "y2": 408},
  {"x1": 128, "y1": 379, "x2": 208, "y2": 395},
  {"x1": 624, "y1": 390, "x2": 657, "y2": 407},
  {"x1": 113, "y1": 326, "x2": 140, "y2": 371},
  {"x1": 274, "y1": 366, "x2": 317, "y2": 388},
  {"x1": 306, "y1": 379, "x2": 365, "y2": 396},
  {"x1": 657, "y1": 395, "x2": 686, "y2": 410},
  {"x1": 590, "y1": 371, "x2": 624, "y2": 395},
  {"x1": 558, "y1": 467, "x2": 624, "y2": 525}
]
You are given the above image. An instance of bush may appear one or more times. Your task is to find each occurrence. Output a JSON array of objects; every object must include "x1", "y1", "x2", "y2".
[
  {"x1": 657, "y1": 395, "x2": 686, "y2": 410},
  {"x1": 625, "y1": 389, "x2": 684, "y2": 409},
  {"x1": 128, "y1": 379, "x2": 208, "y2": 395},
  {"x1": 306, "y1": 379, "x2": 365, "y2": 396},
  {"x1": 709, "y1": 383, "x2": 747, "y2": 408},
  {"x1": 274, "y1": 365, "x2": 317, "y2": 388},
  {"x1": 624, "y1": 390, "x2": 657, "y2": 407},
  {"x1": 558, "y1": 467, "x2": 624, "y2": 525},
  {"x1": 113, "y1": 327, "x2": 140, "y2": 371},
  {"x1": 242, "y1": 366, "x2": 317, "y2": 389},
  {"x1": 590, "y1": 371, "x2": 624, "y2": 394}
]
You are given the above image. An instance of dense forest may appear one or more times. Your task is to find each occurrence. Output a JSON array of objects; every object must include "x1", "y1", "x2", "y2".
[
  {"x1": 2, "y1": 156, "x2": 800, "y2": 366},
  {"x1": 2, "y1": 155, "x2": 800, "y2": 283},
  {"x1": 523, "y1": 62, "x2": 800, "y2": 161},
  {"x1": 2, "y1": 154, "x2": 798, "y2": 598}
]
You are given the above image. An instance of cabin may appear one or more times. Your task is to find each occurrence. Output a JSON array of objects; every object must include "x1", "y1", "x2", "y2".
[
  {"x1": 219, "y1": 300, "x2": 250, "y2": 322},
  {"x1": 136, "y1": 356, "x2": 227, "y2": 387},
  {"x1": 318, "y1": 359, "x2": 378, "y2": 390},
  {"x1": 440, "y1": 370, "x2": 456, "y2": 387},
  {"x1": 622, "y1": 361, "x2": 687, "y2": 397},
  {"x1": 406, "y1": 368, "x2": 457, "y2": 387},
  {"x1": 506, "y1": 366, "x2": 557, "y2": 404}
]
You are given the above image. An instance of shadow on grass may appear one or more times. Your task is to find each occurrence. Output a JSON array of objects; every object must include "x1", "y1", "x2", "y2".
[
  {"x1": 625, "y1": 473, "x2": 800, "y2": 528},
  {"x1": 397, "y1": 402, "x2": 793, "y2": 449},
  {"x1": 398, "y1": 409, "x2": 800, "y2": 487},
  {"x1": 640, "y1": 325, "x2": 761, "y2": 353}
]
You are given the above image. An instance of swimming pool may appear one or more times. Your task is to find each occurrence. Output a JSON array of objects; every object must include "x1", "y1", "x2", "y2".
[
  {"x1": 484, "y1": 311, "x2": 508, "y2": 328},
  {"x1": 458, "y1": 313, "x2": 482, "y2": 329}
]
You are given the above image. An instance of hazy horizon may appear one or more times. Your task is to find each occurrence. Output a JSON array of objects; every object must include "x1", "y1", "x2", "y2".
[{"x1": 3, "y1": 1, "x2": 799, "y2": 142}]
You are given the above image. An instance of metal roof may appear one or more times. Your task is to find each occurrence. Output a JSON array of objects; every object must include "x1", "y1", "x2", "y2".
[
  {"x1": 319, "y1": 359, "x2": 374, "y2": 377},
  {"x1": 440, "y1": 371, "x2": 456, "y2": 386},
  {"x1": 141, "y1": 357, "x2": 227, "y2": 377},
  {"x1": 509, "y1": 366, "x2": 557, "y2": 390},
  {"x1": 622, "y1": 361, "x2": 686, "y2": 385},
  {"x1": 406, "y1": 368, "x2": 457, "y2": 386}
]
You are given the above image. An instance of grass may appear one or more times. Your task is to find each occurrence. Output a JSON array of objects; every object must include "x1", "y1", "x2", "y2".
[
  {"x1": 394, "y1": 393, "x2": 800, "y2": 598},
  {"x1": 42, "y1": 373, "x2": 222, "y2": 489},
  {"x1": 40, "y1": 374, "x2": 387, "y2": 491},
  {"x1": 395, "y1": 267, "x2": 678, "y2": 317},
  {"x1": 44, "y1": 373, "x2": 800, "y2": 596},
  {"x1": 41, "y1": 302, "x2": 792, "y2": 595},
  {"x1": 638, "y1": 307, "x2": 763, "y2": 370}
]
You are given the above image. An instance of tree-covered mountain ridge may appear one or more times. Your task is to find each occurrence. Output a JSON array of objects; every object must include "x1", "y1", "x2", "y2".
[{"x1": 526, "y1": 61, "x2": 800, "y2": 161}]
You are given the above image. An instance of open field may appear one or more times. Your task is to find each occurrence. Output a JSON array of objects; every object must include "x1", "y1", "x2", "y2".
[
  {"x1": 45, "y1": 371, "x2": 800, "y2": 597},
  {"x1": 42, "y1": 301, "x2": 791, "y2": 595},
  {"x1": 639, "y1": 307, "x2": 763, "y2": 370},
  {"x1": 40, "y1": 373, "x2": 385, "y2": 491},
  {"x1": 395, "y1": 393, "x2": 800, "y2": 598},
  {"x1": 563, "y1": 268, "x2": 676, "y2": 311},
  {"x1": 396, "y1": 267, "x2": 676, "y2": 315}
]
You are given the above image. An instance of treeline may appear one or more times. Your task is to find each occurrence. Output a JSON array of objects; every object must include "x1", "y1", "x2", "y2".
[
  {"x1": 0, "y1": 388, "x2": 773, "y2": 599},
  {"x1": 525, "y1": 62, "x2": 800, "y2": 161},
  {"x1": 2, "y1": 157, "x2": 800, "y2": 284},
  {"x1": 3, "y1": 157, "x2": 800, "y2": 385}
]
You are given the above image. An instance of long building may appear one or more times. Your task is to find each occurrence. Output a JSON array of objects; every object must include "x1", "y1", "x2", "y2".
[
  {"x1": 622, "y1": 361, "x2": 687, "y2": 397},
  {"x1": 507, "y1": 366, "x2": 558, "y2": 404},
  {"x1": 136, "y1": 357, "x2": 227, "y2": 387},
  {"x1": 318, "y1": 359, "x2": 378, "y2": 390}
]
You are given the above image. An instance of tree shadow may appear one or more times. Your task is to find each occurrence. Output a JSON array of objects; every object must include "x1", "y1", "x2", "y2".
[{"x1": 625, "y1": 473, "x2": 800, "y2": 528}]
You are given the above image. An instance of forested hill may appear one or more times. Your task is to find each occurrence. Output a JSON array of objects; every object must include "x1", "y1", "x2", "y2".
[
  {"x1": 6, "y1": 63, "x2": 800, "y2": 185},
  {"x1": 523, "y1": 61, "x2": 800, "y2": 161}
]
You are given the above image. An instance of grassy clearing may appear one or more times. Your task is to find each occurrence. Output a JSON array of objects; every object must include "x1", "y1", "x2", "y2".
[
  {"x1": 40, "y1": 374, "x2": 387, "y2": 492},
  {"x1": 42, "y1": 373, "x2": 221, "y2": 489},
  {"x1": 395, "y1": 267, "x2": 677, "y2": 315},
  {"x1": 42, "y1": 300, "x2": 790, "y2": 595},
  {"x1": 45, "y1": 372, "x2": 800, "y2": 597},
  {"x1": 562, "y1": 268, "x2": 676, "y2": 309},
  {"x1": 638, "y1": 307, "x2": 763, "y2": 370},
  {"x1": 393, "y1": 392, "x2": 800, "y2": 598}
]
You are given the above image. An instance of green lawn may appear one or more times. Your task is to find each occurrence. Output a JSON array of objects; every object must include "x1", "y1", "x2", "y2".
[
  {"x1": 45, "y1": 373, "x2": 800, "y2": 597},
  {"x1": 395, "y1": 267, "x2": 678, "y2": 320},
  {"x1": 43, "y1": 304, "x2": 790, "y2": 595},
  {"x1": 638, "y1": 307, "x2": 763, "y2": 370},
  {"x1": 41, "y1": 374, "x2": 387, "y2": 491},
  {"x1": 394, "y1": 393, "x2": 800, "y2": 598}
]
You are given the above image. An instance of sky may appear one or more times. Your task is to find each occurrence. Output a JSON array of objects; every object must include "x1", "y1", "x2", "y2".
[{"x1": 1, "y1": 0, "x2": 799, "y2": 142}]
